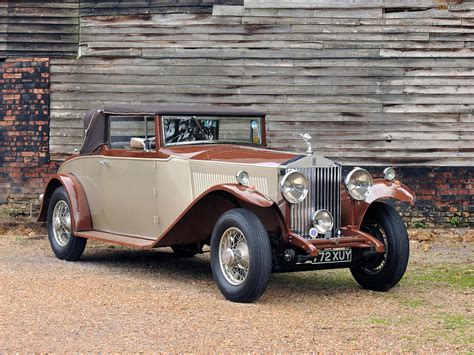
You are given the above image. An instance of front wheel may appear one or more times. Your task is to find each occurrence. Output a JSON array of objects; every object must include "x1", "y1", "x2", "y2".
[
  {"x1": 350, "y1": 203, "x2": 409, "y2": 291},
  {"x1": 210, "y1": 208, "x2": 272, "y2": 303},
  {"x1": 47, "y1": 186, "x2": 87, "y2": 261}
]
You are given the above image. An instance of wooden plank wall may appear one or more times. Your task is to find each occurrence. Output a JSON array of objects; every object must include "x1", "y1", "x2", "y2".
[
  {"x1": 0, "y1": 0, "x2": 79, "y2": 57},
  {"x1": 80, "y1": 0, "x2": 243, "y2": 16},
  {"x1": 50, "y1": 0, "x2": 474, "y2": 165}
]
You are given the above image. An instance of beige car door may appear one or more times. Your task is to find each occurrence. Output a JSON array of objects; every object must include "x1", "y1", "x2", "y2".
[
  {"x1": 99, "y1": 115, "x2": 161, "y2": 239},
  {"x1": 100, "y1": 156, "x2": 160, "y2": 239}
]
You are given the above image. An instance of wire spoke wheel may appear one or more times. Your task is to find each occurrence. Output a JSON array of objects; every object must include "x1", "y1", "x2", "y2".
[
  {"x1": 218, "y1": 227, "x2": 250, "y2": 286},
  {"x1": 52, "y1": 200, "x2": 72, "y2": 247},
  {"x1": 211, "y1": 209, "x2": 272, "y2": 302},
  {"x1": 361, "y1": 220, "x2": 389, "y2": 274}
]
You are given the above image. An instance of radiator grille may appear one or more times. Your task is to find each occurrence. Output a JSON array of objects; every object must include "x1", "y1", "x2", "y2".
[{"x1": 289, "y1": 166, "x2": 341, "y2": 238}]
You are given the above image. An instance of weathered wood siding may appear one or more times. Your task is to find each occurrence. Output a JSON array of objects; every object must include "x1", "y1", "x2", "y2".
[
  {"x1": 80, "y1": 0, "x2": 242, "y2": 16},
  {"x1": 50, "y1": 0, "x2": 474, "y2": 165},
  {"x1": 0, "y1": 0, "x2": 79, "y2": 57}
]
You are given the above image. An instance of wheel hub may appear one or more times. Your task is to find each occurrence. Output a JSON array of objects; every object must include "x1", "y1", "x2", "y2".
[
  {"x1": 218, "y1": 227, "x2": 250, "y2": 286},
  {"x1": 235, "y1": 244, "x2": 249, "y2": 268},
  {"x1": 222, "y1": 248, "x2": 235, "y2": 266},
  {"x1": 52, "y1": 200, "x2": 72, "y2": 247}
]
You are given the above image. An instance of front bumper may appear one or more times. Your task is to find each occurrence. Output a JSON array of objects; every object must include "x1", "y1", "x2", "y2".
[{"x1": 287, "y1": 226, "x2": 385, "y2": 258}]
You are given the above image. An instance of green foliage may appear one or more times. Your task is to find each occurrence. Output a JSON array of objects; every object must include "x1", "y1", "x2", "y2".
[
  {"x1": 413, "y1": 220, "x2": 427, "y2": 229},
  {"x1": 450, "y1": 216, "x2": 461, "y2": 227}
]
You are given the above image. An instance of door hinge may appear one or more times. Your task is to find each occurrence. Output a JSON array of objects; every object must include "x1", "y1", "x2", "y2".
[
  {"x1": 153, "y1": 216, "x2": 159, "y2": 224},
  {"x1": 153, "y1": 187, "x2": 158, "y2": 196}
]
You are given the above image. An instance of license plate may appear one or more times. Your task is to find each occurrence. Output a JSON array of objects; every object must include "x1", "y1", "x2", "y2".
[{"x1": 313, "y1": 248, "x2": 352, "y2": 264}]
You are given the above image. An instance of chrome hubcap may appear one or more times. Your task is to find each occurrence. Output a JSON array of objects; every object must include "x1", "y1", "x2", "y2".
[
  {"x1": 219, "y1": 227, "x2": 249, "y2": 286},
  {"x1": 52, "y1": 200, "x2": 72, "y2": 247}
]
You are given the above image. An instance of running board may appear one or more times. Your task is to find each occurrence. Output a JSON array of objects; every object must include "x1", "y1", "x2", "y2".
[{"x1": 75, "y1": 230, "x2": 155, "y2": 249}]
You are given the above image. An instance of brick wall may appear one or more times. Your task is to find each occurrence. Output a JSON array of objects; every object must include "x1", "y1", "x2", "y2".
[
  {"x1": 361, "y1": 166, "x2": 473, "y2": 228},
  {"x1": 0, "y1": 58, "x2": 59, "y2": 215},
  {"x1": 396, "y1": 167, "x2": 473, "y2": 228}
]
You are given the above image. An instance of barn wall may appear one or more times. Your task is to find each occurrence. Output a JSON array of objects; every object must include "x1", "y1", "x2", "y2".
[
  {"x1": 0, "y1": 0, "x2": 473, "y2": 226},
  {"x1": 0, "y1": 0, "x2": 79, "y2": 58},
  {"x1": 49, "y1": 0, "x2": 474, "y2": 166}
]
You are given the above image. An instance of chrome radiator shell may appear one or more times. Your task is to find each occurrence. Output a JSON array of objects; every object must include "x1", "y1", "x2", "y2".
[{"x1": 288, "y1": 165, "x2": 342, "y2": 238}]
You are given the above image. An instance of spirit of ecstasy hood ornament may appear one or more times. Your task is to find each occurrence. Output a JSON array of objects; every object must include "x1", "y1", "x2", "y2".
[{"x1": 299, "y1": 133, "x2": 313, "y2": 154}]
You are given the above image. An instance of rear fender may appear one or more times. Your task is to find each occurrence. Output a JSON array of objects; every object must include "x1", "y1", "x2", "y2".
[
  {"x1": 342, "y1": 179, "x2": 414, "y2": 228},
  {"x1": 37, "y1": 174, "x2": 92, "y2": 232}
]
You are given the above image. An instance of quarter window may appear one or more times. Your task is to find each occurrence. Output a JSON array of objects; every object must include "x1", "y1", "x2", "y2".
[{"x1": 109, "y1": 116, "x2": 155, "y2": 151}]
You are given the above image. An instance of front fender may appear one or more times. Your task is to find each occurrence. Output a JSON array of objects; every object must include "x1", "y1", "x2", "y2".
[
  {"x1": 152, "y1": 183, "x2": 288, "y2": 247},
  {"x1": 37, "y1": 174, "x2": 92, "y2": 232},
  {"x1": 342, "y1": 179, "x2": 414, "y2": 228},
  {"x1": 206, "y1": 183, "x2": 274, "y2": 208}
]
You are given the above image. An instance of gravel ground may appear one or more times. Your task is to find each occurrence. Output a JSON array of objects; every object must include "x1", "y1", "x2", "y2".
[{"x1": 0, "y1": 226, "x2": 472, "y2": 353}]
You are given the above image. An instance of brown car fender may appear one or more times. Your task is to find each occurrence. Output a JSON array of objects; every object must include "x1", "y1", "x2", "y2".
[
  {"x1": 37, "y1": 174, "x2": 92, "y2": 232},
  {"x1": 152, "y1": 183, "x2": 288, "y2": 247},
  {"x1": 341, "y1": 179, "x2": 415, "y2": 228}
]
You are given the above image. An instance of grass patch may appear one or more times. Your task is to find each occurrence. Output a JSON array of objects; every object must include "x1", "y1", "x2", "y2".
[
  {"x1": 438, "y1": 313, "x2": 473, "y2": 331},
  {"x1": 370, "y1": 317, "x2": 391, "y2": 326},
  {"x1": 369, "y1": 316, "x2": 414, "y2": 327},
  {"x1": 399, "y1": 298, "x2": 428, "y2": 309},
  {"x1": 405, "y1": 264, "x2": 474, "y2": 289},
  {"x1": 431, "y1": 313, "x2": 474, "y2": 346}
]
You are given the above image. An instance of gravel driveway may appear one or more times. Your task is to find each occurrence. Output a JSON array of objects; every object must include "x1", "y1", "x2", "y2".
[{"x1": 0, "y1": 228, "x2": 472, "y2": 352}]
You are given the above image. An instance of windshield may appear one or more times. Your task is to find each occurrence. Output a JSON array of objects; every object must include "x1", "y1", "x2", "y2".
[{"x1": 162, "y1": 115, "x2": 263, "y2": 146}]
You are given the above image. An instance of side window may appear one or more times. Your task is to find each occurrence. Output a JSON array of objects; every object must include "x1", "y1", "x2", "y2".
[{"x1": 109, "y1": 115, "x2": 155, "y2": 151}]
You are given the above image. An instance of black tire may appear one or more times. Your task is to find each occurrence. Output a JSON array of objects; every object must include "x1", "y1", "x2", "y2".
[
  {"x1": 210, "y1": 208, "x2": 272, "y2": 303},
  {"x1": 171, "y1": 244, "x2": 199, "y2": 257},
  {"x1": 350, "y1": 203, "x2": 409, "y2": 291},
  {"x1": 47, "y1": 186, "x2": 87, "y2": 261}
]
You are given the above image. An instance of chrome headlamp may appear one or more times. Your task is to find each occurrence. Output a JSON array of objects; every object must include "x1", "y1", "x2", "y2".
[
  {"x1": 280, "y1": 170, "x2": 308, "y2": 204},
  {"x1": 312, "y1": 209, "x2": 334, "y2": 234},
  {"x1": 344, "y1": 167, "x2": 373, "y2": 201}
]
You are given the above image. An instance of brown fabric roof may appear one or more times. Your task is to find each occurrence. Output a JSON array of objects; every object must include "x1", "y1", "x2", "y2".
[{"x1": 79, "y1": 104, "x2": 266, "y2": 155}]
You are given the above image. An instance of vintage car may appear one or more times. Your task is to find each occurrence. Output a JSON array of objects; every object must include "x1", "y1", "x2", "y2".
[{"x1": 38, "y1": 104, "x2": 414, "y2": 302}]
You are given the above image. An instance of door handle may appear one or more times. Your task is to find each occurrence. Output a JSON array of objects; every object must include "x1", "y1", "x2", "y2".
[{"x1": 99, "y1": 160, "x2": 109, "y2": 166}]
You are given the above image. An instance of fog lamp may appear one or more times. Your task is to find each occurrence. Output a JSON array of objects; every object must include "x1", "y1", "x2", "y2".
[
  {"x1": 312, "y1": 209, "x2": 334, "y2": 234},
  {"x1": 236, "y1": 170, "x2": 250, "y2": 186},
  {"x1": 383, "y1": 167, "x2": 396, "y2": 181}
]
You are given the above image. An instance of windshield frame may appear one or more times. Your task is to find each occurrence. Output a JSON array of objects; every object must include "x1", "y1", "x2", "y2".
[{"x1": 160, "y1": 115, "x2": 266, "y2": 148}]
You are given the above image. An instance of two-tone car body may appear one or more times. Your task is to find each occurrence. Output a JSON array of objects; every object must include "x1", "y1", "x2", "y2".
[{"x1": 38, "y1": 104, "x2": 414, "y2": 302}]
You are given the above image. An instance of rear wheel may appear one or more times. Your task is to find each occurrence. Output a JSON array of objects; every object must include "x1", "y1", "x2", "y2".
[
  {"x1": 210, "y1": 208, "x2": 272, "y2": 303},
  {"x1": 350, "y1": 203, "x2": 409, "y2": 291},
  {"x1": 47, "y1": 187, "x2": 87, "y2": 261}
]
